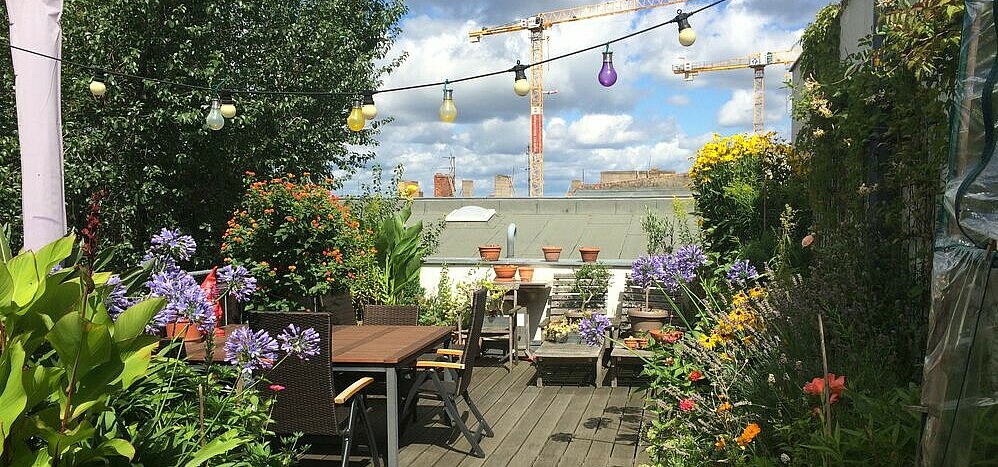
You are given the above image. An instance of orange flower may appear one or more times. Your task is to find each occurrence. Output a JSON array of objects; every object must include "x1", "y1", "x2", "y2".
[
  {"x1": 735, "y1": 423, "x2": 760, "y2": 447},
  {"x1": 288, "y1": 265, "x2": 297, "y2": 271},
  {"x1": 715, "y1": 436, "x2": 726, "y2": 450},
  {"x1": 803, "y1": 373, "x2": 846, "y2": 404},
  {"x1": 716, "y1": 402, "x2": 732, "y2": 414},
  {"x1": 689, "y1": 370, "x2": 704, "y2": 382},
  {"x1": 285, "y1": 216, "x2": 296, "y2": 222}
]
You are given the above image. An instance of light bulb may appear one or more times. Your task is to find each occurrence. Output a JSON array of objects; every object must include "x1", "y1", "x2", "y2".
[
  {"x1": 361, "y1": 93, "x2": 378, "y2": 120},
  {"x1": 219, "y1": 93, "x2": 237, "y2": 118},
  {"x1": 347, "y1": 99, "x2": 365, "y2": 131},
  {"x1": 206, "y1": 99, "x2": 225, "y2": 130},
  {"x1": 598, "y1": 51, "x2": 617, "y2": 87},
  {"x1": 89, "y1": 72, "x2": 107, "y2": 98},
  {"x1": 677, "y1": 14, "x2": 696, "y2": 47},
  {"x1": 439, "y1": 89, "x2": 457, "y2": 123},
  {"x1": 513, "y1": 62, "x2": 530, "y2": 97}
]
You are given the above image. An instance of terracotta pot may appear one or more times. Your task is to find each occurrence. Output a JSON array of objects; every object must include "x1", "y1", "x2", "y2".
[
  {"x1": 479, "y1": 244, "x2": 502, "y2": 261},
  {"x1": 541, "y1": 246, "x2": 562, "y2": 262},
  {"x1": 628, "y1": 308, "x2": 670, "y2": 333},
  {"x1": 624, "y1": 337, "x2": 649, "y2": 349},
  {"x1": 492, "y1": 264, "x2": 518, "y2": 282},
  {"x1": 165, "y1": 319, "x2": 201, "y2": 342},
  {"x1": 579, "y1": 246, "x2": 600, "y2": 262},
  {"x1": 518, "y1": 266, "x2": 535, "y2": 283}
]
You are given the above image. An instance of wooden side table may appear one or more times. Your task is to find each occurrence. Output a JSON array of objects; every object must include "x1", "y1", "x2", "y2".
[
  {"x1": 609, "y1": 347, "x2": 654, "y2": 387},
  {"x1": 533, "y1": 341, "x2": 605, "y2": 387}
]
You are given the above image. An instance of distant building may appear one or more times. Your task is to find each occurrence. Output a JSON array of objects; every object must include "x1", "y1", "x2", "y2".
[
  {"x1": 461, "y1": 179, "x2": 474, "y2": 197},
  {"x1": 567, "y1": 168, "x2": 691, "y2": 197},
  {"x1": 492, "y1": 175, "x2": 514, "y2": 197},
  {"x1": 433, "y1": 173, "x2": 455, "y2": 197}
]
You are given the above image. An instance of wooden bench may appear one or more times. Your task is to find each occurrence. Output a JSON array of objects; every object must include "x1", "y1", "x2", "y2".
[
  {"x1": 617, "y1": 275, "x2": 681, "y2": 337},
  {"x1": 533, "y1": 341, "x2": 606, "y2": 387},
  {"x1": 609, "y1": 346, "x2": 654, "y2": 387}
]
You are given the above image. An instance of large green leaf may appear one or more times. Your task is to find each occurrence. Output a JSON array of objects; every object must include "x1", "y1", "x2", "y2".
[
  {"x1": 112, "y1": 298, "x2": 165, "y2": 343},
  {"x1": 0, "y1": 340, "x2": 28, "y2": 454},
  {"x1": 47, "y1": 314, "x2": 113, "y2": 381},
  {"x1": 0, "y1": 224, "x2": 12, "y2": 263},
  {"x1": 184, "y1": 430, "x2": 248, "y2": 466},
  {"x1": 6, "y1": 253, "x2": 39, "y2": 308},
  {"x1": 0, "y1": 263, "x2": 14, "y2": 311},
  {"x1": 32, "y1": 235, "x2": 74, "y2": 278},
  {"x1": 115, "y1": 338, "x2": 158, "y2": 389}
]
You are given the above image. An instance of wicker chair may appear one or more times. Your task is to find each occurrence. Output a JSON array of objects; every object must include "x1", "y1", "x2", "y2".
[
  {"x1": 400, "y1": 289, "x2": 494, "y2": 457},
  {"x1": 362, "y1": 304, "x2": 419, "y2": 326},
  {"x1": 319, "y1": 292, "x2": 357, "y2": 326},
  {"x1": 249, "y1": 311, "x2": 381, "y2": 467}
]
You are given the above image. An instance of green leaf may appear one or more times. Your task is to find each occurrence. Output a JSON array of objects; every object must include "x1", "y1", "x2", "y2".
[
  {"x1": 0, "y1": 340, "x2": 28, "y2": 454},
  {"x1": 32, "y1": 235, "x2": 75, "y2": 278},
  {"x1": 184, "y1": 430, "x2": 248, "y2": 466},
  {"x1": 6, "y1": 253, "x2": 40, "y2": 308},
  {"x1": 48, "y1": 314, "x2": 113, "y2": 381},
  {"x1": 0, "y1": 264, "x2": 13, "y2": 310},
  {"x1": 97, "y1": 438, "x2": 135, "y2": 460},
  {"x1": 0, "y1": 224, "x2": 12, "y2": 263},
  {"x1": 115, "y1": 338, "x2": 159, "y2": 389},
  {"x1": 112, "y1": 297, "x2": 165, "y2": 343}
]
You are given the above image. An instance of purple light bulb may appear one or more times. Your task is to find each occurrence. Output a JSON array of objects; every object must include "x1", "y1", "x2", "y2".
[{"x1": 598, "y1": 51, "x2": 617, "y2": 87}]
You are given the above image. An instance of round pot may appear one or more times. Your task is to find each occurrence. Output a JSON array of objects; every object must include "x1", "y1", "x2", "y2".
[
  {"x1": 492, "y1": 264, "x2": 518, "y2": 282},
  {"x1": 627, "y1": 308, "x2": 670, "y2": 334},
  {"x1": 165, "y1": 319, "x2": 201, "y2": 342},
  {"x1": 518, "y1": 266, "x2": 535, "y2": 283},
  {"x1": 541, "y1": 246, "x2": 562, "y2": 262},
  {"x1": 579, "y1": 247, "x2": 600, "y2": 262},
  {"x1": 479, "y1": 244, "x2": 502, "y2": 261},
  {"x1": 623, "y1": 337, "x2": 649, "y2": 349}
]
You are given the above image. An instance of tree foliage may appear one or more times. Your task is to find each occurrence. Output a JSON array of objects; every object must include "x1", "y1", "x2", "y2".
[{"x1": 0, "y1": 0, "x2": 407, "y2": 266}]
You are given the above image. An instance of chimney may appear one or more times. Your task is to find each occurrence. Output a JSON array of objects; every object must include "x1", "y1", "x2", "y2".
[
  {"x1": 433, "y1": 173, "x2": 454, "y2": 197},
  {"x1": 461, "y1": 179, "x2": 474, "y2": 197},
  {"x1": 492, "y1": 175, "x2": 513, "y2": 197}
]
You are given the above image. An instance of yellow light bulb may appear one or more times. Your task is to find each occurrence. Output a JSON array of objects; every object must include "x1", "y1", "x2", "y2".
[
  {"x1": 347, "y1": 100, "x2": 365, "y2": 131},
  {"x1": 514, "y1": 78, "x2": 530, "y2": 97},
  {"x1": 679, "y1": 27, "x2": 696, "y2": 47},
  {"x1": 439, "y1": 89, "x2": 457, "y2": 123},
  {"x1": 220, "y1": 101, "x2": 237, "y2": 118},
  {"x1": 89, "y1": 80, "x2": 107, "y2": 97}
]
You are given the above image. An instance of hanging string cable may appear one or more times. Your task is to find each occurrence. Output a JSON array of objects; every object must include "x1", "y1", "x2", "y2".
[{"x1": 3, "y1": 0, "x2": 729, "y2": 97}]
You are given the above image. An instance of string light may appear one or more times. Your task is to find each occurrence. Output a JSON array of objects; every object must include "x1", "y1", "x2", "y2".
[
  {"x1": 598, "y1": 44, "x2": 617, "y2": 87},
  {"x1": 512, "y1": 61, "x2": 530, "y2": 97},
  {"x1": 361, "y1": 92, "x2": 378, "y2": 120},
  {"x1": 439, "y1": 83, "x2": 457, "y2": 123},
  {"x1": 89, "y1": 71, "x2": 107, "y2": 98},
  {"x1": 206, "y1": 99, "x2": 225, "y2": 130},
  {"x1": 676, "y1": 10, "x2": 697, "y2": 47},
  {"x1": 347, "y1": 98, "x2": 365, "y2": 131},
  {"x1": 219, "y1": 92, "x2": 237, "y2": 118}
]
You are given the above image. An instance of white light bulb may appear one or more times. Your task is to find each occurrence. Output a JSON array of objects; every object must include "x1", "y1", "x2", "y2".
[{"x1": 206, "y1": 99, "x2": 225, "y2": 130}]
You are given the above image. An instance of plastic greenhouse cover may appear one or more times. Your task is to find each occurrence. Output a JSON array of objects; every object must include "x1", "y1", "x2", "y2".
[{"x1": 919, "y1": 1, "x2": 998, "y2": 465}]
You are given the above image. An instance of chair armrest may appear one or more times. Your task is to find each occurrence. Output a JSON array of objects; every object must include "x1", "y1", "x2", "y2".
[
  {"x1": 436, "y1": 348, "x2": 464, "y2": 357},
  {"x1": 416, "y1": 360, "x2": 465, "y2": 370},
  {"x1": 334, "y1": 377, "x2": 375, "y2": 404}
]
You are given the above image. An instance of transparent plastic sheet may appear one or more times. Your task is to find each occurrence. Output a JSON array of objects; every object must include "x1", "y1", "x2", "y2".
[{"x1": 918, "y1": 1, "x2": 998, "y2": 464}]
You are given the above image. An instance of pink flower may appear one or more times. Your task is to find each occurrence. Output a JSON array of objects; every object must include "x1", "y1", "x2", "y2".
[
  {"x1": 679, "y1": 398, "x2": 695, "y2": 412},
  {"x1": 803, "y1": 373, "x2": 845, "y2": 404},
  {"x1": 269, "y1": 384, "x2": 286, "y2": 392}
]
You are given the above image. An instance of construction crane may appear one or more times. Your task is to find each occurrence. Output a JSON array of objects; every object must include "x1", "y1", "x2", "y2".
[
  {"x1": 470, "y1": 0, "x2": 686, "y2": 198},
  {"x1": 672, "y1": 49, "x2": 799, "y2": 133}
]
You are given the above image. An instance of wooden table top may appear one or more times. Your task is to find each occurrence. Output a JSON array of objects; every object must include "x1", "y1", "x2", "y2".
[{"x1": 184, "y1": 324, "x2": 452, "y2": 366}]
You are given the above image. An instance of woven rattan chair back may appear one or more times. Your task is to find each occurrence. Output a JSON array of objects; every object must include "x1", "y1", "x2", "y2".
[
  {"x1": 457, "y1": 289, "x2": 487, "y2": 395},
  {"x1": 320, "y1": 291, "x2": 357, "y2": 325},
  {"x1": 248, "y1": 311, "x2": 340, "y2": 436},
  {"x1": 362, "y1": 304, "x2": 418, "y2": 326}
]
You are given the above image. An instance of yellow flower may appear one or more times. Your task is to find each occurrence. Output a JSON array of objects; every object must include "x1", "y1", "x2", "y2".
[
  {"x1": 716, "y1": 402, "x2": 732, "y2": 414},
  {"x1": 714, "y1": 436, "x2": 726, "y2": 450},
  {"x1": 748, "y1": 286, "x2": 767, "y2": 299}
]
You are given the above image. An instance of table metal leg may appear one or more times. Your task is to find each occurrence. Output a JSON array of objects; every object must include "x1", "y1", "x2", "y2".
[{"x1": 386, "y1": 367, "x2": 399, "y2": 467}]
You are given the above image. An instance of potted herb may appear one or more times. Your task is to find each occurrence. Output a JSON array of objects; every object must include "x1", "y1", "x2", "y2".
[{"x1": 572, "y1": 262, "x2": 610, "y2": 314}]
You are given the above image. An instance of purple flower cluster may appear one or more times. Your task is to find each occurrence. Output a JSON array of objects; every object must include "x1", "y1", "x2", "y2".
[
  {"x1": 216, "y1": 265, "x2": 257, "y2": 302},
  {"x1": 277, "y1": 324, "x2": 322, "y2": 360},
  {"x1": 146, "y1": 269, "x2": 216, "y2": 333},
  {"x1": 143, "y1": 228, "x2": 196, "y2": 270},
  {"x1": 630, "y1": 245, "x2": 709, "y2": 293},
  {"x1": 726, "y1": 259, "x2": 759, "y2": 286},
  {"x1": 579, "y1": 313, "x2": 612, "y2": 347},
  {"x1": 225, "y1": 326, "x2": 279, "y2": 378},
  {"x1": 105, "y1": 276, "x2": 139, "y2": 320}
]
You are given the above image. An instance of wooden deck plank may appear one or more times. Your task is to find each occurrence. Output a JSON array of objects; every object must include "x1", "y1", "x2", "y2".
[
  {"x1": 482, "y1": 386, "x2": 565, "y2": 467},
  {"x1": 581, "y1": 386, "x2": 632, "y2": 467},
  {"x1": 449, "y1": 372, "x2": 542, "y2": 466},
  {"x1": 531, "y1": 387, "x2": 595, "y2": 467},
  {"x1": 608, "y1": 388, "x2": 647, "y2": 466},
  {"x1": 555, "y1": 387, "x2": 613, "y2": 467}
]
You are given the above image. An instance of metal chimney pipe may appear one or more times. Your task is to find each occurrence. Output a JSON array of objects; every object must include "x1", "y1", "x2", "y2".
[{"x1": 507, "y1": 223, "x2": 517, "y2": 258}]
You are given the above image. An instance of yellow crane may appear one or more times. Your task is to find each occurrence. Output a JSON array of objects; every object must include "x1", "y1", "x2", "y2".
[
  {"x1": 470, "y1": 0, "x2": 687, "y2": 197},
  {"x1": 672, "y1": 49, "x2": 799, "y2": 133}
]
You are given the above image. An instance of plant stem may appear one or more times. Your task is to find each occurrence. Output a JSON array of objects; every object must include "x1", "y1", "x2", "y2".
[{"x1": 817, "y1": 313, "x2": 832, "y2": 466}]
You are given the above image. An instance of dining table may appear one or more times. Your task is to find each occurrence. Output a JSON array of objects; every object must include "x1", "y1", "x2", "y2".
[{"x1": 184, "y1": 324, "x2": 453, "y2": 467}]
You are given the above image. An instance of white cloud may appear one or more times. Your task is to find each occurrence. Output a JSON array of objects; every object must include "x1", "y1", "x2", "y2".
[{"x1": 667, "y1": 94, "x2": 690, "y2": 106}]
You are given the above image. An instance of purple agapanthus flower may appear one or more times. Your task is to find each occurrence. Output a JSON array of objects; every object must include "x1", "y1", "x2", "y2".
[
  {"x1": 631, "y1": 255, "x2": 666, "y2": 289},
  {"x1": 726, "y1": 259, "x2": 759, "y2": 286},
  {"x1": 105, "y1": 276, "x2": 139, "y2": 320},
  {"x1": 146, "y1": 269, "x2": 216, "y2": 333},
  {"x1": 225, "y1": 326, "x2": 279, "y2": 378},
  {"x1": 276, "y1": 324, "x2": 322, "y2": 360},
  {"x1": 216, "y1": 265, "x2": 257, "y2": 302},
  {"x1": 578, "y1": 313, "x2": 612, "y2": 347},
  {"x1": 142, "y1": 228, "x2": 196, "y2": 270}
]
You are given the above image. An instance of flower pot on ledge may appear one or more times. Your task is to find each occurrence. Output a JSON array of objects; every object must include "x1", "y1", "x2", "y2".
[
  {"x1": 492, "y1": 264, "x2": 517, "y2": 282},
  {"x1": 542, "y1": 246, "x2": 562, "y2": 262},
  {"x1": 579, "y1": 247, "x2": 600, "y2": 262},
  {"x1": 518, "y1": 266, "x2": 535, "y2": 282},
  {"x1": 479, "y1": 244, "x2": 502, "y2": 261}
]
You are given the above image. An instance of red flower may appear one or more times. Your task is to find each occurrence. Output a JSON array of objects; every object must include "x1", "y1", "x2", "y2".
[
  {"x1": 679, "y1": 398, "x2": 695, "y2": 412},
  {"x1": 269, "y1": 384, "x2": 286, "y2": 392},
  {"x1": 689, "y1": 370, "x2": 704, "y2": 382},
  {"x1": 803, "y1": 373, "x2": 846, "y2": 404}
]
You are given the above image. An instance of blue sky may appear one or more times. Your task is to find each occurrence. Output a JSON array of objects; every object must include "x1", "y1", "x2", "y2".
[{"x1": 351, "y1": 0, "x2": 831, "y2": 196}]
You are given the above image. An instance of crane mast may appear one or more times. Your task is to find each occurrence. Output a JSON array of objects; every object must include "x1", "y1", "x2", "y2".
[{"x1": 470, "y1": 0, "x2": 686, "y2": 197}]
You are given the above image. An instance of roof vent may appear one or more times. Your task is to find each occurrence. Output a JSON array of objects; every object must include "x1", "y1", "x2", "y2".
[{"x1": 445, "y1": 206, "x2": 496, "y2": 222}]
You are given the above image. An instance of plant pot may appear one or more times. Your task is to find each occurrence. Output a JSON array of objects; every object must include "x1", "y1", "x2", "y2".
[
  {"x1": 492, "y1": 264, "x2": 517, "y2": 282},
  {"x1": 623, "y1": 337, "x2": 648, "y2": 349},
  {"x1": 479, "y1": 244, "x2": 502, "y2": 261},
  {"x1": 563, "y1": 333, "x2": 582, "y2": 345},
  {"x1": 518, "y1": 266, "x2": 535, "y2": 283},
  {"x1": 627, "y1": 308, "x2": 670, "y2": 334},
  {"x1": 579, "y1": 247, "x2": 600, "y2": 262},
  {"x1": 542, "y1": 246, "x2": 562, "y2": 262},
  {"x1": 165, "y1": 319, "x2": 201, "y2": 342}
]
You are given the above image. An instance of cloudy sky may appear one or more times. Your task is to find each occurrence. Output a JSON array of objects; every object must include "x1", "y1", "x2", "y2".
[{"x1": 348, "y1": 0, "x2": 831, "y2": 197}]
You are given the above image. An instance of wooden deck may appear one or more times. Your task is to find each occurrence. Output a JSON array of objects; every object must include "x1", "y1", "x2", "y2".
[{"x1": 301, "y1": 359, "x2": 653, "y2": 466}]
